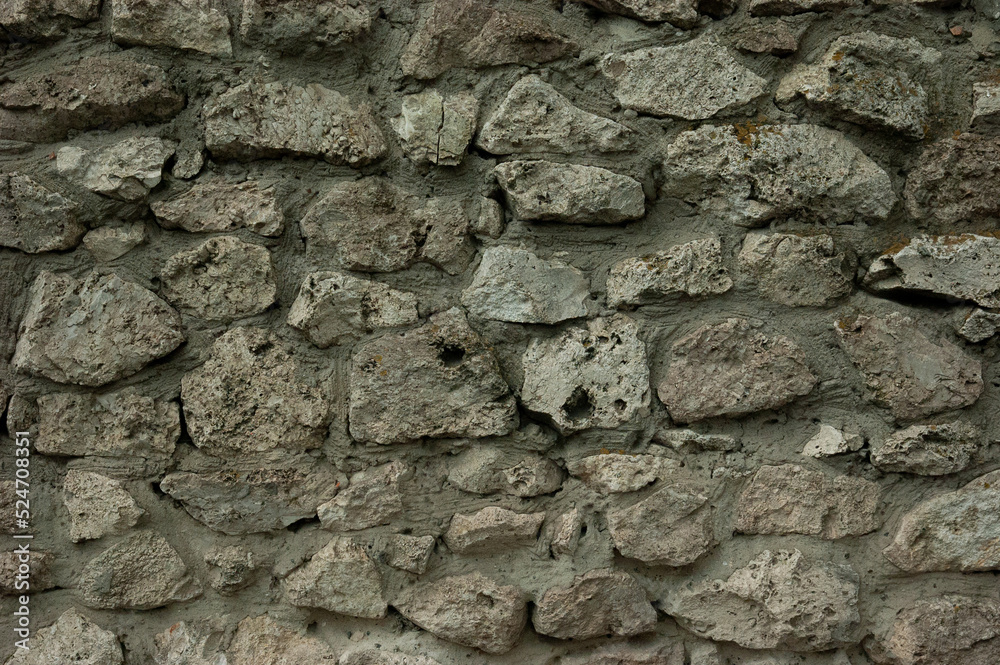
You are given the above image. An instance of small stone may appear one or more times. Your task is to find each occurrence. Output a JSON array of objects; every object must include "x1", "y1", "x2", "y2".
[
  {"x1": 349, "y1": 308, "x2": 517, "y2": 444},
  {"x1": 204, "y1": 79, "x2": 386, "y2": 166},
  {"x1": 607, "y1": 237, "x2": 732, "y2": 307},
  {"x1": 572, "y1": 0, "x2": 698, "y2": 26},
  {"x1": 64, "y1": 470, "x2": 144, "y2": 542},
  {"x1": 284, "y1": 537, "x2": 386, "y2": 618},
  {"x1": 340, "y1": 651, "x2": 443, "y2": 665},
  {"x1": 600, "y1": 39, "x2": 767, "y2": 120},
  {"x1": 56, "y1": 137, "x2": 175, "y2": 202},
  {"x1": 608, "y1": 485, "x2": 715, "y2": 566},
  {"x1": 957, "y1": 308, "x2": 1000, "y2": 342},
  {"x1": 661, "y1": 124, "x2": 894, "y2": 227},
  {"x1": 393, "y1": 572, "x2": 526, "y2": 654},
  {"x1": 227, "y1": 615, "x2": 336, "y2": 664},
  {"x1": 495, "y1": 160, "x2": 645, "y2": 224},
  {"x1": 382, "y1": 534, "x2": 435, "y2": 574},
  {"x1": 871, "y1": 421, "x2": 983, "y2": 476},
  {"x1": 444, "y1": 506, "x2": 545, "y2": 554},
  {"x1": 448, "y1": 446, "x2": 562, "y2": 497},
  {"x1": 0, "y1": 482, "x2": 16, "y2": 534},
  {"x1": 658, "y1": 318, "x2": 817, "y2": 423},
  {"x1": 318, "y1": 461, "x2": 407, "y2": 531},
  {"x1": 204, "y1": 545, "x2": 256, "y2": 594},
  {"x1": 288, "y1": 271, "x2": 419, "y2": 348},
  {"x1": 550, "y1": 508, "x2": 582, "y2": 557},
  {"x1": 2, "y1": 608, "x2": 123, "y2": 665},
  {"x1": 738, "y1": 233, "x2": 854, "y2": 307},
  {"x1": 151, "y1": 179, "x2": 284, "y2": 236},
  {"x1": 239, "y1": 0, "x2": 372, "y2": 51},
  {"x1": 477, "y1": 75, "x2": 631, "y2": 156},
  {"x1": 153, "y1": 620, "x2": 227, "y2": 665},
  {"x1": 533, "y1": 568, "x2": 657, "y2": 640},
  {"x1": 392, "y1": 89, "x2": 478, "y2": 166},
  {"x1": 78, "y1": 531, "x2": 202, "y2": 610},
  {"x1": 666, "y1": 550, "x2": 861, "y2": 651},
  {"x1": 904, "y1": 133, "x2": 1000, "y2": 225},
  {"x1": 171, "y1": 144, "x2": 204, "y2": 179},
  {"x1": 568, "y1": 453, "x2": 681, "y2": 494},
  {"x1": 83, "y1": 224, "x2": 146, "y2": 262},
  {"x1": 521, "y1": 315, "x2": 650, "y2": 433},
  {"x1": 13, "y1": 271, "x2": 184, "y2": 386},
  {"x1": 0, "y1": 0, "x2": 99, "y2": 41},
  {"x1": 972, "y1": 82, "x2": 1000, "y2": 130},
  {"x1": 835, "y1": 312, "x2": 982, "y2": 421},
  {"x1": 736, "y1": 464, "x2": 881, "y2": 539},
  {"x1": 111, "y1": 0, "x2": 232, "y2": 56},
  {"x1": 0, "y1": 550, "x2": 53, "y2": 596},
  {"x1": 802, "y1": 424, "x2": 863, "y2": 457},
  {"x1": 502, "y1": 456, "x2": 564, "y2": 497},
  {"x1": 181, "y1": 327, "x2": 330, "y2": 455},
  {"x1": 655, "y1": 429, "x2": 741, "y2": 452},
  {"x1": 160, "y1": 236, "x2": 277, "y2": 321},
  {"x1": 462, "y1": 246, "x2": 589, "y2": 324},
  {"x1": 0, "y1": 173, "x2": 84, "y2": 253},
  {"x1": 749, "y1": 0, "x2": 859, "y2": 14},
  {"x1": 730, "y1": 18, "x2": 807, "y2": 55},
  {"x1": 472, "y1": 196, "x2": 505, "y2": 239}
]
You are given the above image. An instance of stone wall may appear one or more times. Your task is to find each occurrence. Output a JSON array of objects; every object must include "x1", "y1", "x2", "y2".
[{"x1": 2, "y1": 0, "x2": 1000, "y2": 662}]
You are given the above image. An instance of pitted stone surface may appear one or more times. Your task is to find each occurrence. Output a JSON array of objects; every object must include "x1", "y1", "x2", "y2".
[
  {"x1": 340, "y1": 651, "x2": 443, "y2": 665},
  {"x1": 738, "y1": 232, "x2": 855, "y2": 307},
  {"x1": 448, "y1": 446, "x2": 563, "y2": 497},
  {"x1": 111, "y1": 0, "x2": 232, "y2": 55},
  {"x1": 572, "y1": 0, "x2": 699, "y2": 26},
  {"x1": 0, "y1": 0, "x2": 99, "y2": 41},
  {"x1": 3, "y1": 608, "x2": 123, "y2": 665},
  {"x1": 151, "y1": 179, "x2": 284, "y2": 236},
  {"x1": 0, "y1": 173, "x2": 83, "y2": 254},
  {"x1": 607, "y1": 237, "x2": 733, "y2": 307},
  {"x1": 608, "y1": 485, "x2": 715, "y2": 566},
  {"x1": 284, "y1": 537, "x2": 387, "y2": 618},
  {"x1": 904, "y1": 134, "x2": 1000, "y2": 225},
  {"x1": 870, "y1": 421, "x2": 983, "y2": 476},
  {"x1": 64, "y1": 470, "x2": 145, "y2": 542},
  {"x1": 83, "y1": 224, "x2": 146, "y2": 262},
  {"x1": 56, "y1": 137, "x2": 175, "y2": 202},
  {"x1": 317, "y1": 461, "x2": 407, "y2": 531},
  {"x1": 533, "y1": 568, "x2": 658, "y2": 640},
  {"x1": 392, "y1": 89, "x2": 478, "y2": 166},
  {"x1": 567, "y1": 453, "x2": 681, "y2": 494},
  {"x1": 240, "y1": 0, "x2": 373, "y2": 51},
  {"x1": 444, "y1": 506, "x2": 545, "y2": 554},
  {"x1": 382, "y1": 534, "x2": 435, "y2": 574},
  {"x1": 227, "y1": 615, "x2": 337, "y2": 664}
]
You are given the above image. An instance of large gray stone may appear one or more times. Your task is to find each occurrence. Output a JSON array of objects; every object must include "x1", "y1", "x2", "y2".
[
  {"x1": 903, "y1": 134, "x2": 1000, "y2": 225},
  {"x1": 567, "y1": 453, "x2": 681, "y2": 494},
  {"x1": 0, "y1": 0, "x2": 99, "y2": 41},
  {"x1": 227, "y1": 615, "x2": 336, "y2": 664},
  {"x1": 533, "y1": 568, "x2": 657, "y2": 640},
  {"x1": 3, "y1": 608, "x2": 123, "y2": 665},
  {"x1": 150, "y1": 179, "x2": 284, "y2": 236},
  {"x1": 608, "y1": 485, "x2": 715, "y2": 566},
  {"x1": 444, "y1": 506, "x2": 545, "y2": 554},
  {"x1": 392, "y1": 89, "x2": 478, "y2": 166},
  {"x1": 64, "y1": 470, "x2": 145, "y2": 542},
  {"x1": 317, "y1": 461, "x2": 407, "y2": 531},
  {"x1": 0, "y1": 173, "x2": 84, "y2": 254},
  {"x1": 111, "y1": 0, "x2": 232, "y2": 56},
  {"x1": 607, "y1": 237, "x2": 732, "y2": 307},
  {"x1": 56, "y1": 137, "x2": 175, "y2": 202},
  {"x1": 448, "y1": 445, "x2": 563, "y2": 497},
  {"x1": 870, "y1": 421, "x2": 983, "y2": 476},
  {"x1": 240, "y1": 0, "x2": 373, "y2": 51},
  {"x1": 284, "y1": 537, "x2": 386, "y2": 618},
  {"x1": 738, "y1": 233, "x2": 854, "y2": 307}
]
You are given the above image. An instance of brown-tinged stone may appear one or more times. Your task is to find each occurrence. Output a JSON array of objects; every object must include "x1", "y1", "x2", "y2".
[{"x1": 533, "y1": 568, "x2": 657, "y2": 640}]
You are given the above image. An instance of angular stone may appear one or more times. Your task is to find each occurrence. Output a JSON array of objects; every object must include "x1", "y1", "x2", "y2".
[
  {"x1": 667, "y1": 550, "x2": 860, "y2": 651},
  {"x1": 730, "y1": 18, "x2": 807, "y2": 55},
  {"x1": 151, "y1": 180, "x2": 284, "y2": 236},
  {"x1": 0, "y1": 0, "x2": 99, "y2": 41},
  {"x1": 444, "y1": 506, "x2": 545, "y2": 554},
  {"x1": 883, "y1": 470, "x2": 1000, "y2": 572},
  {"x1": 462, "y1": 246, "x2": 589, "y2": 324},
  {"x1": 64, "y1": 470, "x2": 144, "y2": 542},
  {"x1": 572, "y1": 0, "x2": 698, "y2": 26},
  {"x1": 502, "y1": 456, "x2": 564, "y2": 497},
  {"x1": 78, "y1": 531, "x2": 201, "y2": 610},
  {"x1": 608, "y1": 485, "x2": 715, "y2": 566},
  {"x1": 521, "y1": 315, "x2": 649, "y2": 432},
  {"x1": 972, "y1": 82, "x2": 1000, "y2": 130},
  {"x1": 400, "y1": 0, "x2": 575, "y2": 79},
  {"x1": 0, "y1": 57, "x2": 183, "y2": 143},
  {"x1": 736, "y1": 464, "x2": 880, "y2": 539},
  {"x1": 394, "y1": 572, "x2": 526, "y2": 653},
  {"x1": 13, "y1": 271, "x2": 184, "y2": 386},
  {"x1": 161, "y1": 464, "x2": 339, "y2": 534},
  {"x1": 749, "y1": 0, "x2": 859, "y2": 13},
  {"x1": 204, "y1": 79, "x2": 386, "y2": 165},
  {"x1": 227, "y1": 615, "x2": 336, "y2": 664},
  {"x1": 472, "y1": 196, "x2": 505, "y2": 238},
  {"x1": 550, "y1": 508, "x2": 582, "y2": 557},
  {"x1": 958, "y1": 308, "x2": 1000, "y2": 342},
  {"x1": 0, "y1": 173, "x2": 83, "y2": 253},
  {"x1": 160, "y1": 236, "x2": 277, "y2": 321},
  {"x1": 392, "y1": 89, "x2": 478, "y2": 166},
  {"x1": 871, "y1": 421, "x2": 983, "y2": 476},
  {"x1": 382, "y1": 534, "x2": 435, "y2": 574},
  {"x1": 340, "y1": 651, "x2": 443, "y2": 665},
  {"x1": 607, "y1": 237, "x2": 732, "y2": 307},
  {"x1": 111, "y1": 0, "x2": 232, "y2": 56},
  {"x1": 181, "y1": 327, "x2": 330, "y2": 455},
  {"x1": 738, "y1": 233, "x2": 854, "y2": 307},
  {"x1": 154, "y1": 620, "x2": 228, "y2": 665},
  {"x1": 317, "y1": 461, "x2": 407, "y2": 531},
  {"x1": 600, "y1": 40, "x2": 767, "y2": 120},
  {"x1": 284, "y1": 537, "x2": 386, "y2": 618},
  {"x1": 477, "y1": 75, "x2": 631, "y2": 156},
  {"x1": 240, "y1": 0, "x2": 372, "y2": 51},
  {"x1": 835, "y1": 312, "x2": 982, "y2": 421},
  {"x1": 801, "y1": 424, "x2": 863, "y2": 457},
  {"x1": 776, "y1": 33, "x2": 941, "y2": 139},
  {"x1": 204, "y1": 545, "x2": 256, "y2": 594},
  {"x1": 655, "y1": 429, "x2": 740, "y2": 452},
  {"x1": 661, "y1": 124, "x2": 894, "y2": 227},
  {"x1": 904, "y1": 134, "x2": 1000, "y2": 225},
  {"x1": 349, "y1": 308, "x2": 517, "y2": 444},
  {"x1": 568, "y1": 453, "x2": 681, "y2": 494},
  {"x1": 448, "y1": 446, "x2": 563, "y2": 497},
  {"x1": 533, "y1": 568, "x2": 657, "y2": 640},
  {"x1": 3, "y1": 608, "x2": 123, "y2": 665},
  {"x1": 288, "y1": 271, "x2": 419, "y2": 348},
  {"x1": 57, "y1": 137, "x2": 175, "y2": 202},
  {"x1": 658, "y1": 318, "x2": 816, "y2": 423},
  {"x1": 495, "y1": 160, "x2": 645, "y2": 224},
  {"x1": 83, "y1": 224, "x2": 146, "y2": 262}
]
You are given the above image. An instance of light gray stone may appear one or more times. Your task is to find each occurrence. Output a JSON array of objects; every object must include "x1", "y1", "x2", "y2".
[
  {"x1": 533, "y1": 568, "x2": 657, "y2": 640},
  {"x1": 501, "y1": 456, "x2": 564, "y2": 497},
  {"x1": 227, "y1": 615, "x2": 336, "y2": 664},
  {"x1": 56, "y1": 137, "x2": 175, "y2": 202},
  {"x1": 382, "y1": 534, "x2": 435, "y2": 574},
  {"x1": 284, "y1": 537, "x2": 386, "y2": 618},
  {"x1": 972, "y1": 82, "x2": 1000, "y2": 129},
  {"x1": 0, "y1": 0, "x2": 100, "y2": 41},
  {"x1": 550, "y1": 508, "x2": 582, "y2": 557},
  {"x1": 111, "y1": 0, "x2": 232, "y2": 56},
  {"x1": 871, "y1": 421, "x2": 983, "y2": 476},
  {"x1": 801, "y1": 424, "x2": 863, "y2": 457},
  {"x1": 0, "y1": 173, "x2": 83, "y2": 253},
  {"x1": 738, "y1": 232, "x2": 855, "y2": 307},
  {"x1": 64, "y1": 470, "x2": 144, "y2": 542},
  {"x1": 472, "y1": 196, "x2": 505, "y2": 239},
  {"x1": 608, "y1": 485, "x2": 715, "y2": 566},
  {"x1": 151, "y1": 179, "x2": 284, "y2": 236},
  {"x1": 340, "y1": 651, "x2": 443, "y2": 665},
  {"x1": 153, "y1": 620, "x2": 227, "y2": 665},
  {"x1": 568, "y1": 453, "x2": 681, "y2": 494},
  {"x1": 204, "y1": 545, "x2": 256, "y2": 595},
  {"x1": 392, "y1": 89, "x2": 478, "y2": 166},
  {"x1": 83, "y1": 224, "x2": 146, "y2": 262},
  {"x1": 240, "y1": 0, "x2": 372, "y2": 51},
  {"x1": 572, "y1": 0, "x2": 698, "y2": 26},
  {"x1": 957, "y1": 307, "x2": 1000, "y2": 342},
  {"x1": 317, "y1": 461, "x2": 407, "y2": 531},
  {"x1": 444, "y1": 507, "x2": 545, "y2": 554},
  {"x1": 655, "y1": 429, "x2": 740, "y2": 452},
  {"x1": 607, "y1": 237, "x2": 732, "y2": 307},
  {"x1": 3, "y1": 608, "x2": 123, "y2": 665},
  {"x1": 448, "y1": 446, "x2": 563, "y2": 497}
]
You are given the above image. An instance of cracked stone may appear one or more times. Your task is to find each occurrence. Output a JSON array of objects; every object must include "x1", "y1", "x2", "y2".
[
  {"x1": 608, "y1": 484, "x2": 715, "y2": 566},
  {"x1": 903, "y1": 134, "x2": 1000, "y2": 225},
  {"x1": 607, "y1": 237, "x2": 732, "y2": 307},
  {"x1": 151, "y1": 179, "x2": 284, "y2": 236},
  {"x1": 64, "y1": 470, "x2": 145, "y2": 543},
  {"x1": 738, "y1": 232, "x2": 855, "y2": 307},
  {"x1": 0, "y1": 173, "x2": 84, "y2": 253},
  {"x1": 392, "y1": 89, "x2": 478, "y2": 166},
  {"x1": 57, "y1": 137, "x2": 175, "y2": 202},
  {"x1": 284, "y1": 537, "x2": 387, "y2": 618},
  {"x1": 568, "y1": 453, "x2": 681, "y2": 494},
  {"x1": 533, "y1": 568, "x2": 657, "y2": 640},
  {"x1": 2, "y1": 608, "x2": 123, "y2": 665},
  {"x1": 111, "y1": 0, "x2": 232, "y2": 56},
  {"x1": 317, "y1": 461, "x2": 407, "y2": 531},
  {"x1": 871, "y1": 421, "x2": 983, "y2": 476},
  {"x1": 444, "y1": 506, "x2": 545, "y2": 554},
  {"x1": 240, "y1": 0, "x2": 372, "y2": 51}
]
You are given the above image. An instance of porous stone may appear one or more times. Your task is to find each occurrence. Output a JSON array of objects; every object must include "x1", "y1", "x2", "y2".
[
  {"x1": 658, "y1": 318, "x2": 817, "y2": 423},
  {"x1": 735, "y1": 464, "x2": 880, "y2": 539},
  {"x1": 502, "y1": 456, "x2": 564, "y2": 497},
  {"x1": 738, "y1": 233, "x2": 855, "y2": 307},
  {"x1": 660, "y1": 124, "x2": 894, "y2": 227},
  {"x1": 835, "y1": 312, "x2": 983, "y2": 421},
  {"x1": 957, "y1": 308, "x2": 1000, "y2": 342},
  {"x1": 227, "y1": 615, "x2": 336, "y2": 664},
  {"x1": 567, "y1": 453, "x2": 681, "y2": 494},
  {"x1": 160, "y1": 236, "x2": 277, "y2": 321},
  {"x1": 655, "y1": 429, "x2": 741, "y2": 452},
  {"x1": 382, "y1": 534, "x2": 435, "y2": 574},
  {"x1": 83, "y1": 224, "x2": 146, "y2": 262},
  {"x1": 533, "y1": 568, "x2": 657, "y2": 640},
  {"x1": 2, "y1": 608, "x2": 123, "y2": 665},
  {"x1": 550, "y1": 508, "x2": 582, "y2": 557},
  {"x1": 349, "y1": 308, "x2": 517, "y2": 444},
  {"x1": 776, "y1": 32, "x2": 942, "y2": 139},
  {"x1": 729, "y1": 17, "x2": 807, "y2": 55},
  {"x1": 0, "y1": 550, "x2": 53, "y2": 595},
  {"x1": 461, "y1": 246, "x2": 589, "y2": 323},
  {"x1": 448, "y1": 447, "x2": 563, "y2": 497},
  {"x1": 111, "y1": 0, "x2": 232, "y2": 56},
  {"x1": 607, "y1": 237, "x2": 732, "y2": 307},
  {"x1": 870, "y1": 421, "x2": 983, "y2": 475},
  {"x1": 904, "y1": 134, "x2": 1000, "y2": 225},
  {"x1": 239, "y1": 0, "x2": 372, "y2": 51},
  {"x1": 64, "y1": 470, "x2": 144, "y2": 542},
  {"x1": 0, "y1": 57, "x2": 183, "y2": 142},
  {"x1": 393, "y1": 572, "x2": 527, "y2": 653},
  {"x1": 0, "y1": 0, "x2": 99, "y2": 41},
  {"x1": 181, "y1": 327, "x2": 330, "y2": 455},
  {"x1": 13, "y1": 271, "x2": 184, "y2": 386},
  {"x1": 749, "y1": 0, "x2": 859, "y2": 13},
  {"x1": 78, "y1": 531, "x2": 202, "y2": 610},
  {"x1": 0, "y1": 173, "x2": 84, "y2": 253},
  {"x1": 0, "y1": 482, "x2": 16, "y2": 535},
  {"x1": 883, "y1": 469, "x2": 1000, "y2": 572},
  {"x1": 153, "y1": 620, "x2": 227, "y2": 665},
  {"x1": 204, "y1": 545, "x2": 256, "y2": 594},
  {"x1": 284, "y1": 537, "x2": 387, "y2": 618},
  {"x1": 56, "y1": 137, "x2": 175, "y2": 202},
  {"x1": 151, "y1": 180, "x2": 284, "y2": 236},
  {"x1": 495, "y1": 160, "x2": 645, "y2": 224},
  {"x1": 972, "y1": 82, "x2": 1000, "y2": 130},
  {"x1": 392, "y1": 89, "x2": 478, "y2": 166},
  {"x1": 599, "y1": 39, "x2": 767, "y2": 120},
  {"x1": 288, "y1": 271, "x2": 419, "y2": 348},
  {"x1": 400, "y1": 0, "x2": 575, "y2": 79},
  {"x1": 204, "y1": 79, "x2": 386, "y2": 165},
  {"x1": 666, "y1": 549, "x2": 861, "y2": 651},
  {"x1": 444, "y1": 507, "x2": 545, "y2": 554},
  {"x1": 608, "y1": 485, "x2": 715, "y2": 566},
  {"x1": 572, "y1": 0, "x2": 698, "y2": 26},
  {"x1": 317, "y1": 461, "x2": 407, "y2": 531},
  {"x1": 521, "y1": 315, "x2": 649, "y2": 432},
  {"x1": 477, "y1": 75, "x2": 631, "y2": 156},
  {"x1": 340, "y1": 651, "x2": 443, "y2": 665},
  {"x1": 802, "y1": 424, "x2": 864, "y2": 457}
]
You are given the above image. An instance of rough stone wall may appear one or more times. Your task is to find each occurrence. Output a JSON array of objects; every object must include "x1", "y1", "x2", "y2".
[{"x1": 3, "y1": 0, "x2": 1000, "y2": 662}]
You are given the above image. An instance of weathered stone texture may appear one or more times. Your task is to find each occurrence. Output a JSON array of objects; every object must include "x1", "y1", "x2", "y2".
[
  {"x1": 608, "y1": 485, "x2": 715, "y2": 566},
  {"x1": 240, "y1": 0, "x2": 372, "y2": 50},
  {"x1": 382, "y1": 534, "x2": 435, "y2": 574},
  {"x1": 608, "y1": 237, "x2": 733, "y2": 307},
  {"x1": 57, "y1": 137, "x2": 175, "y2": 202},
  {"x1": 284, "y1": 537, "x2": 387, "y2": 618},
  {"x1": 738, "y1": 233, "x2": 855, "y2": 306},
  {"x1": 444, "y1": 506, "x2": 545, "y2": 554},
  {"x1": 904, "y1": 134, "x2": 1000, "y2": 224},
  {"x1": 151, "y1": 179, "x2": 284, "y2": 236},
  {"x1": 870, "y1": 421, "x2": 983, "y2": 475},
  {"x1": 0, "y1": 0, "x2": 99, "y2": 41},
  {"x1": 111, "y1": 0, "x2": 232, "y2": 55},
  {"x1": 3, "y1": 608, "x2": 123, "y2": 665},
  {"x1": 317, "y1": 461, "x2": 407, "y2": 531},
  {"x1": 227, "y1": 615, "x2": 337, "y2": 663},
  {"x1": 573, "y1": 0, "x2": 700, "y2": 27},
  {"x1": 567, "y1": 453, "x2": 681, "y2": 494},
  {"x1": 0, "y1": 173, "x2": 83, "y2": 254},
  {"x1": 392, "y1": 89, "x2": 477, "y2": 166},
  {"x1": 64, "y1": 470, "x2": 145, "y2": 542},
  {"x1": 83, "y1": 224, "x2": 146, "y2": 262},
  {"x1": 533, "y1": 569, "x2": 658, "y2": 640}
]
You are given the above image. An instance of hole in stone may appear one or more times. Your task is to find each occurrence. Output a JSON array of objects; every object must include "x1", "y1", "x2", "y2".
[
  {"x1": 562, "y1": 387, "x2": 594, "y2": 422},
  {"x1": 438, "y1": 344, "x2": 465, "y2": 367},
  {"x1": 613, "y1": 399, "x2": 627, "y2": 412}
]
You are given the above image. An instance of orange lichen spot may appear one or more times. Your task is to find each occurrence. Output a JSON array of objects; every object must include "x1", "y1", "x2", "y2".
[
  {"x1": 732, "y1": 118, "x2": 782, "y2": 150},
  {"x1": 832, "y1": 51, "x2": 845, "y2": 62}
]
